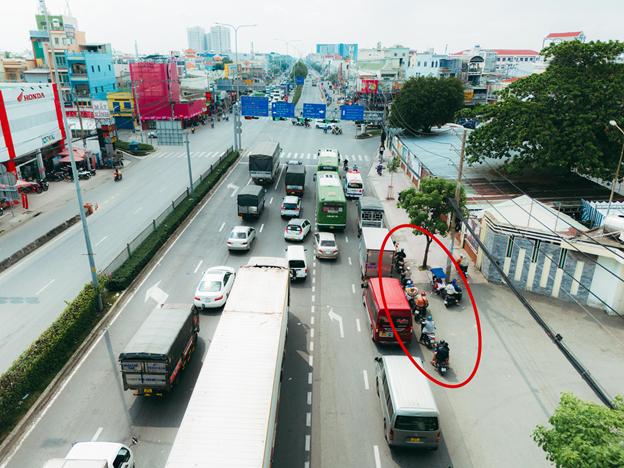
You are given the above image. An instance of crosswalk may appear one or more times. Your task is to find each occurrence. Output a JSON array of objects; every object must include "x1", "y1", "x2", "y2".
[
  {"x1": 281, "y1": 152, "x2": 369, "y2": 161},
  {"x1": 150, "y1": 149, "x2": 370, "y2": 162}
]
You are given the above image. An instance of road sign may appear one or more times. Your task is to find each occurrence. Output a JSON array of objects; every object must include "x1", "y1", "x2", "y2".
[
  {"x1": 241, "y1": 96, "x2": 269, "y2": 117},
  {"x1": 340, "y1": 105, "x2": 365, "y2": 121},
  {"x1": 303, "y1": 103, "x2": 326, "y2": 120},
  {"x1": 272, "y1": 102, "x2": 295, "y2": 118},
  {"x1": 296, "y1": 77, "x2": 304, "y2": 85}
]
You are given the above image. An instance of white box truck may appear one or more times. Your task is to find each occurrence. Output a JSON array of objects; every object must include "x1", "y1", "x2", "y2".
[
  {"x1": 41, "y1": 441, "x2": 134, "y2": 468},
  {"x1": 359, "y1": 227, "x2": 395, "y2": 280}
]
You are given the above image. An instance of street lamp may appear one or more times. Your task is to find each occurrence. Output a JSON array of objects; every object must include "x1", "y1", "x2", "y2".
[
  {"x1": 275, "y1": 38, "x2": 301, "y2": 72},
  {"x1": 607, "y1": 120, "x2": 624, "y2": 218},
  {"x1": 215, "y1": 22, "x2": 257, "y2": 151}
]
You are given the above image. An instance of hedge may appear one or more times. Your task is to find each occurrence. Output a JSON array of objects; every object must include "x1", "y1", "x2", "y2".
[
  {"x1": 107, "y1": 150, "x2": 240, "y2": 291},
  {"x1": 292, "y1": 85, "x2": 303, "y2": 106},
  {"x1": 0, "y1": 277, "x2": 104, "y2": 430},
  {"x1": 115, "y1": 141, "x2": 153, "y2": 156}
]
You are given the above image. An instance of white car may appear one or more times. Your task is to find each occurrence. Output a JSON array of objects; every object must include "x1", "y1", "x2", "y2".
[
  {"x1": 314, "y1": 232, "x2": 339, "y2": 259},
  {"x1": 194, "y1": 266, "x2": 236, "y2": 309},
  {"x1": 227, "y1": 226, "x2": 256, "y2": 251},
  {"x1": 281, "y1": 196, "x2": 301, "y2": 218},
  {"x1": 284, "y1": 218, "x2": 311, "y2": 242}
]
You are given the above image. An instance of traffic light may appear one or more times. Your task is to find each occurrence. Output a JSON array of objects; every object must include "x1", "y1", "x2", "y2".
[{"x1": 206, "y1": 92, "x2": 212, "y2": 103}]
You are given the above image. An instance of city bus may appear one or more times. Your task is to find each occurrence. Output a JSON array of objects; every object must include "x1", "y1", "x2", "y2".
[
  {"x1": 165, "y1": 260, "x2": 290, "y2": 468},
  {"x1": 317, "y1": 149, "x2": 340, "y2": 173},
  {"x1": 344, "y1": 170, "x2": 363, "y2": 198},
  {"x1": 316, "y1": 171, "x2": 347, "y2": 229}
]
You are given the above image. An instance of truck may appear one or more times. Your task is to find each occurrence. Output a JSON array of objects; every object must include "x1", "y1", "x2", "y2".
[
  {"x1": 249, "y1": 141, "x2": 281, "y2": 184},
  {"x1": 284, "y1": 164, "x2": 306, "y2": 196},
  {"x1": 359, "y1": 227, "x2": 395, "y2": 280},
  {"x1": 357, "y1": 196, "x2": 385, "y2": 234},
  {"x1": 237, "y1": 185, "x2": 266, "y2": 218},
  {"x1": 42, "y1": 441, "x2": 134, "y2": 468},
  {"x1": 119, "y1": 306, "x2": 199, "y2": 396}
]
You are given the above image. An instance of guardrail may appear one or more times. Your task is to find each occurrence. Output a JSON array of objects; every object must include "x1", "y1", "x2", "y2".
[{"x1": 102, "y1": 146, "x2": 234, "y2": 275}]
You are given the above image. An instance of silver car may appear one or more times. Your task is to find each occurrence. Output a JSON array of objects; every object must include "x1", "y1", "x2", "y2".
[
  {"x1": 281, "y1": 196, "x2": 301, "y2": 218},
  {"x1": 314, "y1": 232, "x2": 338, "y2": 259},
  {"x1": 227, "y1": 226, "x2": 256, "y2": 250}
]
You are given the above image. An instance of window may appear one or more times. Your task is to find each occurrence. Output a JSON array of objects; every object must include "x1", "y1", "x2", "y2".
[
  {"x1": 531, "y1": 240, "x2": 541, "y2": 263},
  {"x1": 417, "y1": 61, "x2": 420, "y2": 67},
  {"x1": 558, "y1": 249, "x2": 567, "y2": 269},
  {"x1": 506, "y1": 236, "x2": 514, "y2": 257},
  {"x1": 113, "y1": 102, "x2": 121, "y2": 112},
  {"x1": 91, "y1": 66, "x2": 94, "y2": 72},
  {"x1": 98, "y1": 65, "x2": 101, "y2": 72},
  {"x1": 62, "y1": 38, "x2": 66, "y2": 45},
  {"x1": 431, "y1": 62, "x2": 434, "y2": 67},
  {"x1": 435, "y1": 61, "x2": 438, "y2": 67},
  {"x1": 394, "y1": 53, "x2": 397, "y2": 56},
  {"x1": 108, "y1": 64, "x2": 111, "y2": 71},
  {"x1": 123, "y1": 102, "x2": 131, "y2": 109},
  {"x1": 54, "y1": 37, "x2": 59, "y2": 45},
  {"x1": 424, "y1": 62, "x2": 427, "y2": 67},
  {"x1": 395, "y1": 416, "x2": 439, "y2": 431}
]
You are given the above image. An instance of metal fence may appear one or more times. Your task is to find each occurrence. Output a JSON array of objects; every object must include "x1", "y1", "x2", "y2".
[{"x1": 102, "y1": 146, "x2": 235, "y2": 277}]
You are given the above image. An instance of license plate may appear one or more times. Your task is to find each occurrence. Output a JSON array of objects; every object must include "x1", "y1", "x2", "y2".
[
  {"x1": 144, "y1": 389, "x2": 152, "y2": 393},
  {"x1": 290, "y1": 236, "x2": 297, "y2": 239},
  {"x1": 379, "y1": 331, "x2": 393, "y2": 338},
  {"x1": 410, "y1": 437, "x2": 420, "y2": 442}
]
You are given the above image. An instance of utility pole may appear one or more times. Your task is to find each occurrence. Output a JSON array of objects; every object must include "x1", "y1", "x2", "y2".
[
  {"x1": 184, "y1": 131, "x2": 194, "y2": 198},
  {"x1": 445, "y1": 128, "x2": 467, "y2": 279}
]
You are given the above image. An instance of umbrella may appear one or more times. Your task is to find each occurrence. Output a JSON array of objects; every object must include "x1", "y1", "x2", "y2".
[
  {"x1": 12, "y1": 180, "x2": 35, "y2": 189},
  {"x1": 59, "y1": 154, "x2": 85, "y2": 162},
  {"x1": 58, "y1": 147, "x2": 86, "y2": 158}
]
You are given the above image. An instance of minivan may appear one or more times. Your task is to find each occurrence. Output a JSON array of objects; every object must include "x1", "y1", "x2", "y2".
[
  {"x1": 362, "y1": 277, "x2": 412, "y2": 344},
  {"x1": 374, "y1": 355, "x2": 440, "y2": 450},
  {"x1": 286, "y1": 245, "x2": 308, "y2": 281}
]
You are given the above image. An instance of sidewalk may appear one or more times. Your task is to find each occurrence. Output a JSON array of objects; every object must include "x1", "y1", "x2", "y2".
[{"x1": 366, "y1": 152, "x2": 487, "y2": 286}]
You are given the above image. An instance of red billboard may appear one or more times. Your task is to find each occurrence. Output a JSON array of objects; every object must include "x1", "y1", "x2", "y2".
[{"x1": 361, "y1": 80, "x2": 378, "y2": 94}]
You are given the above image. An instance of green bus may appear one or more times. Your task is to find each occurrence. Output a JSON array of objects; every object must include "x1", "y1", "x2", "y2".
[
  {"x1": 316, "y1": 171, "x2": 347, "y2": 229},
  {"x1": 317, "y1": 149, "x2": 340, "y2": 173}
]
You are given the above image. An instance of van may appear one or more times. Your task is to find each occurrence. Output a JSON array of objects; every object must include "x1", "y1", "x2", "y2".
[
  {"x1": 286, "y1": 245, "x2": 308, "y2": 281},
  {"x1": 362, "y1": 277, "x2": 412, "y2": 344},
  {"x1": 374, "y1": 355, "x2": 440, "y2": 450}
]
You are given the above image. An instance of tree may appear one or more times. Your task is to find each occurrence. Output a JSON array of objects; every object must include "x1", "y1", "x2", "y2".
[
  {"x1": 533, "y1": 392, "x2": 624, "y2": 468},
  {"x1": 462, "y1": 40, "x2": 624, "y2": 180},
  {"x1": 389, "y1": 76, "x2": 464, "y2": 133},
  {"x1": 397, "y1": 178, "x2": 467, "y2": 268},
  {"x1": 386, "y1": 157, "x2": 401, "y2": 200},
  {"x1": 222, "y1": 57, "x2": 233, "y2": 64},
  {"x1": 328, "y1": 73, "x2": 338, "y2": 84},
  {"x1": 290, "y1": 60, "x2": 308, "y2": 80}
]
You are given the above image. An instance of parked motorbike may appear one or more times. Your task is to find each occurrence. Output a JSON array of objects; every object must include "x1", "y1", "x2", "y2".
[
  {"x1": 47, "y1": 171, "x2": 64, "y2": 181},
  {"x1": 377, "y1": 165, "x2": 383, "y2": 176},
  {"x1": 77, "y1": 170, "x2": 91, "y2": 180}
]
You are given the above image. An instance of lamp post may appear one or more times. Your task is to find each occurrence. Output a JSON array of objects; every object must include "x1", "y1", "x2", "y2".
[
  {"x1": 216, "y1": 23, "x2": 257, "y2": 150},
  {"x1": 275, "y1": 38, "x2": 301, "y2": 73},
  {"x1": 607, "y1": 120, "x2": 624, "y2": 218}
]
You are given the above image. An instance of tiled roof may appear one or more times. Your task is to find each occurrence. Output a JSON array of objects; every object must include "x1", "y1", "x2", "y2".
[
  {"x1": 488, "y1": 49, "x2": 539, "y2": 56},
  {"x1": 546, "y1": 31, "x2": 583, "y2": 38}
]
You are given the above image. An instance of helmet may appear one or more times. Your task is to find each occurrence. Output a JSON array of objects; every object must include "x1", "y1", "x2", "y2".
[
  {"x1": 440, "y1": 339, "x2": 445, "y2": 345},
  {"x1": 406, "y1": 267, "x2": 411, "y2": 271},
  {"x1": 421, "y1": 292, "x2": 426, "y2": 297},
  {"x1": 427, "y1": 316, "x2": 432, "y2": 321},
  {"x1": 401, "y1": 248, "x2": 405, "y2": 252},
  {"x1": 406, "y1": 279, "x2": 412, "y2": 285},
  {"x1": 452, "y1": 278, "x2": 457, "y2": 284}
]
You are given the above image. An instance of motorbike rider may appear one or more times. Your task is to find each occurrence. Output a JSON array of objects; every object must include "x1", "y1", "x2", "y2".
[
  {"x1": 444, "y1": 278, "x2": 460, "y2": 302},
  {"x1": 377, "y1": 163, "x2": 383, "y2": 175},
  {"x1": 420, "y1": 316, "x2": 436, "y2": 343},
  {"x1": 191, "y1": 127, "x2": 195, "y2": 134},
  {"x1": 353, "y1": 163, "x2": 358, "y2": 172},
  {"x1": 401, "y1": 266, "x2": 412, "y2": 287},
  {"x1": 432, "y1": 340, "x2": 450, "y2": 367},
  {"x1": 404, "y1": 280, "x2": 418, "y2": 300},
  {"x1": 343, "y1": 157, "x2": 349, "y2": 171},
  {"x1": 415, "y1": 292, "x2": 428, "y2": 310},
  {"x1": 114, "y1": 170, "x2": 121, "y2": 181},
  {"x1": 395, "y1": 248, "x2": 406, "y2": 267}
]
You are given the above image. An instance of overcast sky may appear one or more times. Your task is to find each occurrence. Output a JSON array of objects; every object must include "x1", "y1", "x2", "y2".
[{"x1": 3, "y1": 0, "x2": 624, "y2": 58}]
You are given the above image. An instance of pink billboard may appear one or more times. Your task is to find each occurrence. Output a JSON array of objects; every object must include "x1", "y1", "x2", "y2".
[
  {"x1": 130, "y1": 62, "x2": 180, "y2": 121},
  {"x1": 361, "y1": 80, "x2": 378, "y2": 94}
]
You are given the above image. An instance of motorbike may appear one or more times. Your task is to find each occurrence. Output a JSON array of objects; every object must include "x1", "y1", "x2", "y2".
[
  {"x1": 332, "y1": 127, "x2": 343, "y2": 135},
  {"x1": 429, "y1": 267, "x2": 447, "y2": 295},
  {"x1": 435, "y1": 358, "x2": 449, "y2": 376},
  {"x1": 442, "y1": 290, "x2": 462, "y2": 308},
  {"x1": 114, "y1": 172, "x2": 123, "y2": 182},
  {"x1": 225, "y1": 116, "x2": 229, "y2": 121},
  {"x1": 77, "y1": 170, "x2": 91, "y2": 180},
  {"x1": 377, "y1": 165, "x2": 383, "y2": 176},
  {"x1": 211, "y1": 122, "x2": 214, "y2": 129},
  {"x1": 47, "y1": 171, "x2": 64, "y2": 181},
  {"x1": 419, "y1": 321, "x2": 436, "y2": 349},
  {"x1": 191, "y1": 127, "x2": 195, "y2": 134},
  {"x1": 292, "y1": 119, "x2": 304, "y2": 126},
  {"x1": 393, "y1": 254, "x2": 405, "y2": 274},
  {"x1": 343, "y1": 161, "x2": 349, "y2": 171}
]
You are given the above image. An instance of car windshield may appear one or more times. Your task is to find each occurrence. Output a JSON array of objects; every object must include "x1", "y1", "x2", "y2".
[
  {"x1": 198, "y1": 280, "x2": 222, "y2": 293},
  {"x1": 231, "y1": 232, "x2": 247, "y2": 239},
  {"x1": 288, "y1": 225, "x2": 302, "y2": 232},
  {"x1": 320, "y1": 240, "x2": 335, "y2": 247},
  {"x1": 283, "y1": 203, "x2": 298, "y2": 209}
]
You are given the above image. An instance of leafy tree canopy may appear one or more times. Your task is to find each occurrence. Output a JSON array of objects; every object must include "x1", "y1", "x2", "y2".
[
  {"x1": 328, "y1": 73, "x2": 338, "y2": 84},
  {"x1": 533, "y1": 392, "x2": 624, "y2": 468},
  {"x1": 222, "y1": 57, "x2": 233, "y2": 64},
  {"x1": 290, "y1": 60, "x2": 308, "y2": 80},
  {"x1": 462, "y1": 40, "x2": 624, "y2": 180},
  {"x1": 389, "y1": 76, "x2": 464, "y2": 133},
  {"x1": 397, "y1": 177, "x2": 467, "y2": 268}
]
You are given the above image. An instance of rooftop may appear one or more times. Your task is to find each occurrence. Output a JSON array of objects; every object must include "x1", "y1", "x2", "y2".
[{"x1": 546, "y1": 31, "x2": 584, "y2": 38}]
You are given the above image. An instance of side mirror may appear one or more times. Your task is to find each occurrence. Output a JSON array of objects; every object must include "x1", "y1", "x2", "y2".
[
  {"x1": 361, "y1": 283, "x2": 367, "y2": 289},
  {"x1": 374, "y1": 357, "x2": 380, "y2": 362}
]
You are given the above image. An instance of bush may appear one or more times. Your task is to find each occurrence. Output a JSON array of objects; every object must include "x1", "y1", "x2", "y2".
[
  {"x1": 292, "y1": 85, "x2": 303, "y2": 105},
  {"x1": 108, "y1": 151, "x2": 239, "y2": 291},
  {"x1": 115, "y1": 141, "x2": 154, "y2": 153}
]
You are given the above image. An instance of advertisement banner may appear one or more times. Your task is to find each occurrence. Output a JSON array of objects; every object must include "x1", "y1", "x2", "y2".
[
  {"x1": 21, "y1": 193, "x2": 28, "y2": 210},
  {"x1": 377, "y1": 81, "x2": 392, "y2": 93},
  {"x1": 391, "y1": 81, "x2": 404, "y2": 92},
  {"x1": 93, "y1": 101, "x2": 111, "y2": 120},
  {"x1": 361, "y1": 80, "x2": 378, "y2": 94},
  {"x1": 464, "y1": 90, "x2": 474, "y2": 100}
]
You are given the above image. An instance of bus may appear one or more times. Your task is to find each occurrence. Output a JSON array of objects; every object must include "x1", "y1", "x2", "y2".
[
  {"x1": 165, "y1": 261, "x2": 290, "y2": 468},
  {"x1": 316, "y1": 149, "x2": 340, "y2": 173},
  {"x1": 344, "y1": 170, "x2": 363, "y2": 198},
  {"x1": 316, "y1": 171, "x2": 347, "y2": 229}
]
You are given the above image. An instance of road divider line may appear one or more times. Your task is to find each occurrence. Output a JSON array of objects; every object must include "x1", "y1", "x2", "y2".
[
  {"x1": 352, "y1": 284, "x2": 355, "y2": 294},
  {"x1": 312, "y1": 286, "x2": 315, "y2": 292},
  {"x1": 260, "y1": 223, "x2": 265, "y2": 233},
  {"x1": 275, "y1": 165, "x2": 285, "y2": 186},
  {"x1": 309, "y1": 356, "x2": 313, "y2": 366},
  {"x1": 306, "y1": 413, "x2": 311, "y2": 427},
  {"x1": 36, "y1": 279, "x2": 55, "y2": 295},
  {"x1": 311, "y1": 317, "x2": 314, "y2": 324},
  {"x1": 348, "y1": 257, "x2": 352, "y2": 265},
  {"x1": 313, "y1": 269, "x2": 316, "y2": 275},
  {"x1": 219, "y1": 223, "x2": 225, "y2": 232},
  {"x1": 312, "y1": 278, "x2": 315, "y2": 284},
  {"x1": 311, "y1": 295, "x2": 315, "y2": 302},
  {"x1": 305, "y1": 435, "x2": 310, "y2": 451},
  {"x1": 91, "y1": 427, "x2": 103, "y2": 442},
  {"x1": 356, "y1": 319, "x2": 361, "y2": 332},
  {"x1": 310, "y1": 342, "x2": 314, "y2": 351},
  {"x1": 194, "y1": 260, "x2": 203, "y2": 274},
  {"x1": 345, "y1": 236, "x2": 349, "y2": 243},
  {"x1": 307, "y1": 392, "x2": 312, "y2": 405},
  {"x1": 160, "y1": 186, "x2": 167, "y2": 193},
  {"x1": 134, "y1": 207, "x2": 142, "y2": 214},
  {"x1": 311, "y1": 306, "x2": 314, "y2": 313},
  {"x1": 310, "y1": 329, "x2": 314, "y2": 337},
  {"x1": 270, "y1": 197, "x2": 273, "y2": 204},
  {"x1": 363, "y1": 370, "x2": 369, "y2": 390},
  {"x1": 308, "y1": 372, "x2": 312, "y2": 384},
  {"x1": 95, "y1": 236, "x2": 108, "y2": 247},
  {"x1": 373, "y1": 446, "x2": 381, "y2": 468}
]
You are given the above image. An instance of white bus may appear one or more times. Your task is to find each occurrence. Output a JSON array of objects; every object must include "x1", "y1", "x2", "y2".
[
  {"x1": 165, "y1": 261, "x2": 290, "y2": 468},
  {"x1": 344, "y1": 170, "x2": 364, "y2": 198}
]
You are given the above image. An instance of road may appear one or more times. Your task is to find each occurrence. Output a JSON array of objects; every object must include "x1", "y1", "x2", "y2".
[{"x1": 3, "y1": 72, "x2": 623, "y2": 468}]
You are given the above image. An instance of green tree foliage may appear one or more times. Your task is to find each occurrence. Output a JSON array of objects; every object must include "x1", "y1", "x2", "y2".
[
  {"x1": 463, "y1": 40, "x2": 624, "y2": 179},
  {"x1": 397, "y1": 178, "x2": 467, "y2": 268},
  {"x1": 312, "y1": 63, "x2": 322, "y2": 73},
  {"x1": 389, "y1": 76, "x2": 464, "y2": 133},
  {"x1": 290, "y1": 60, "x2": 308, "y2": 80},
  {"x1": 533, "y1": 392, "x2": 624, "y2": 468},
  {"x1": 328, "y1": 73, "x2": 338, "y2": 84},
  {"x1": 222, "y1": 57, "x2": 233, "y2": 64}
]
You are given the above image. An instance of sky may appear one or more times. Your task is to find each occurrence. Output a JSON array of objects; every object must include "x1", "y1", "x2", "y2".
[{"x1": 2, "y1": 0, "x2": 624, "y2": 58}]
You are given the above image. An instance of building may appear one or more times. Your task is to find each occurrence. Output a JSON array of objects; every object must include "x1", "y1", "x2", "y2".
[
  {"x1": 407, "y1": 49, "x2": 459, "y2": 79},
  {"x1": 543, "y1": 31, "x2": 586, "y2": 49},
  {"x1": 316, "y1": 44, "x2": 358, "y2": 61},
  {"x1": 65, "y1": 44, "x2": 117, "y2": 107},
  {"x1": 187, "y1": 26, "x2": 206, "y2": 53},
  {"x1": 0, "y1": 83, "x2": 66, "y2": 181},
  {"x1": 205, "y1": 33, "x2": 212, "y2": 53},
  {"x1": 210, "y1": 26, "x2": 231, "y2": 55},
  {"x1": 107, "y1": 91, "x2": 134, "y2": 129}
]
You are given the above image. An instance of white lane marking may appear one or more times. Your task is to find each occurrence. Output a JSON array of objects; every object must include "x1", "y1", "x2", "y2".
[
  {"x1": 309, "y1": 356, "x2": 313, "y2": 366},
  {"x1": 313, "y1": 261, "x2": 316, "y2": 267},
  {"x1": 194, "y1": 260, "x2": 203, "y2": 274},
  {"x1": 36, "y1": 279, "x2": 55, "y2": 295},
  {"x1": 91, "y1": 427, "x2": 103, "y2": 442},
  {"x1": 294, "y1": 153, "x2": 298, "y2": 158},
  {"x1": 287, "y1": 152, "x2": 292, "y2": 158},
  {"x1": 160, "y1": 186, "x2": 167, "y2": 193},
  {"x1": 310, "y1": 342, "x2": 314, "y2": 351},
  {"x1": 328, "y1": 308, "x2": 344, "y2": 338},
  {"x1": 348, "y1": 257, "x2": 352, "y2": 266},
  {"x1": 260, "y1": 223, "x2": 265, "y2": 233},
  {"x1": 134, "y1": 207, "x2": 142, "y2": 214},
  {"x1": 246, "y1": 178, "x2": 252, "y2": 185},
  {"x1": 363, "y1": 370, "x2": 369, "y2": 390},
  {"x1": 313, "y1": 153, "x2": 317, "y2": 159},
  {"x1": 306, "y1": 413, "x2": 311, "y2": 427},
  {"x1": 356, "y1": 319, "x2": 361, "y2": 332},
  {"x1": 307, "y1": 392, "x2": 312, "y2": 404},
  {"x1": 270, "y1": 197, "x2": 273, "y2": 204},
  {"x1": 312, "y1": 278, "x2": 315, "y2": 284},
  {"x1": 95, "y1": 236, "x2": 108, "y2": 247},
  {"x1": 345, "y1": 236, "x2": 349, "y2": 243},
  {"x1": 275, "y1": 165, "x2": 285, "y2": 186},
  {"x1": 374, "y1": 446, "x2": 381, "y2": 468},
  {"x1": 219, "y1": 223, "x2": 225, "y2": 232},
  {"x1": 310, "y1": 329, "x2": 314, "y2": 337},
  {"x1": 312, "y1": 295, "x2": 315, "y2": 302},
  {"x1": 311, "y1": 316, "x2": 314, "y2": 324},
  {"x1": 305, "y1": 435, "x2": 311, "y2": 451},
  {"x1": 312, "y1": 286, "x2": 315, "y2": 292},
  {"x1": 307, "y1": 153, "x2": 311, "y2": 159},
  {"x1": 311, "y1": 306, "x2": 314, "y2": 313},
  {"x1": 352, "y1": 284, "x2": 356, "y2": 294},
  {"x1": 308, "y1": 372, "x2": 312, "y2": 384},
  {"x1": 313, "y1": 269, "x2": 316, "y2": 275},
  {"x1": 358, "y1": 155, "x2": 362, "y2": 160}
]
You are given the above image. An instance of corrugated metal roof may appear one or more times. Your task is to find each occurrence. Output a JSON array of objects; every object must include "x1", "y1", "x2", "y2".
[{"x1": 546, "y1": 31, "x2": 583, "y2": 38}]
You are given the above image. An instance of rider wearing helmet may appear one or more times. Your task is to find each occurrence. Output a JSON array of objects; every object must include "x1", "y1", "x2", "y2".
[
  {"x1": 416, "y1": 291, "x2": 428, "y2": 308},
  {"x1": 395, "y1": 247, "x2": 406, "y2": 263},
  {"x1": 432, "y1": 340, "x2": 450, "y2": 366},
  {"x1": 420, "y1": 316, "x2": 435, "y2": 343},
  {"x1": 404, "y1": 280, "x2": 418, "y2": 299}
]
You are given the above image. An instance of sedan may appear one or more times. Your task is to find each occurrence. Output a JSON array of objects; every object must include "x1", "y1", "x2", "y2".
[
  {"x1": 147, "y1": 131, "x2": 158, "y2": 138},
  {"x1": 284, "y1": 218, "x2": 311, "y2": 242},
  {"x1": 194, "y1": 266, "x2": 236, "y2": 309},
  {"x1": 314, "y1": 232, "x2": 339, "y2": 259},
  {"x1": 227, "y1": 226, "x2": 256, "y2": 250},
  {"x1": 281, "y1": 196, "x2": 301, "y2": 218}
]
